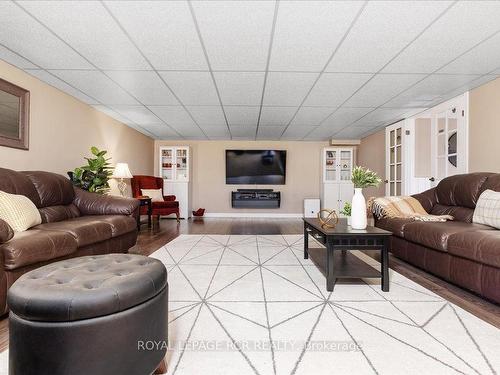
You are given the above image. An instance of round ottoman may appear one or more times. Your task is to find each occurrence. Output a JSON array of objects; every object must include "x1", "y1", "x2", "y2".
[{"x1": 7, "y1": 254, "x2": 168, "y2": 375}]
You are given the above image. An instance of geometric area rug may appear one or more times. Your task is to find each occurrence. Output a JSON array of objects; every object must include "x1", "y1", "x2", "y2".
[
  {"x1": 149, "y1": 235, "x2": 500, "y2": 375},
  {"x1": 0, "y1": 234, "x2": 498, "y2": 375}
]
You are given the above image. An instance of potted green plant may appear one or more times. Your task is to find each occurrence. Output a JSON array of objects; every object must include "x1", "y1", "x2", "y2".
[
  {"x1": 351, "y1": 166, "x2": 382, "y2": 229},
  {"x1": 340, "y1": 201, "x2": 352, "y2": 226},
  {"x1": 69, "y1": 147, "x2": 113, "y2": 194}
]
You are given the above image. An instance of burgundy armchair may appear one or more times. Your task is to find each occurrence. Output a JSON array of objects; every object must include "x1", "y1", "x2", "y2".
[{"x1": 131, "y1": 175, "x2": 180, "y2": 222}]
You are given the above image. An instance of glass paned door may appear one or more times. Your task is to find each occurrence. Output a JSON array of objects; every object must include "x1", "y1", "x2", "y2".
[
  {"x1": 160, "y1": 148, "x2": 174, "y2": 180},
  {"x1": 339, "y1": 150, "x2": 352, "y2": 182},
  {"x1": 386, "y1": 122, "x2": 404, "y2": 196},
  {"x1": 324, "y1": 149, "x2": 337, "y2": 182},
  {"x1": 176, "y1": 148, "x2": 189, "y2": 180}
]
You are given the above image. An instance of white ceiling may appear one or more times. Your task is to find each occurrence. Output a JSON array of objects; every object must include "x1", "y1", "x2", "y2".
[{"x1": 1, "y1": 0, "x2": 499, "y2": 141}]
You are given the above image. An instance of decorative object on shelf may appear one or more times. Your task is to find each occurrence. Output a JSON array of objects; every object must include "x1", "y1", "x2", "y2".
[
  {"x1": 69, "y1": 147, "x2": 113, "y2": 194},
  {"x1": 340, "y1": 202, "x2": 352, "y2": 226},
  {"x1": 112, "y1": 163, "x2": 133, "y2": 197},
  {"x1": 317, "y1": 209, "x2": 339, "y2": 229},
  {"x1": 351, "y1": 166, "x2": 382, "y2": 230},
  {"x1": 0, "y1": 78, "x2": 29, "y2": 150}
]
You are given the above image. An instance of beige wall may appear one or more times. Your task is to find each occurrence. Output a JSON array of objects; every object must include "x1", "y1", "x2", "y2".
[
  {"x1": 0, "y1": 60, "x2": 154, "y2": 195},
  {"x1": 155, "y1": 140, "x2": 329, "y2": 215},
  {"x1": 469, "y1": 76, "x2": 500, "y2": 173},
  {"x1": 357, "y1": 129, "x2": 385, "y2": 198}
]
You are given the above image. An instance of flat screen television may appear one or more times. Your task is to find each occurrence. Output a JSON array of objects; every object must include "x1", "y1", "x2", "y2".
[{"x1": 225, "y1": 150, "x2": 287, "y2": 185}]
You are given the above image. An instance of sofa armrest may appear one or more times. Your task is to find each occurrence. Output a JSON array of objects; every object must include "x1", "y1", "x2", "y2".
[
  {"x1": 73, "y1": 188, "x2": 140, "y2": 217},
  {"x1": 0, "y1": 219, "x2": 14, "y2": 244},
  {"x1": 163, "y1": 195, "x2": 176, "y2": 202},
  {"x1": 412, "y1": 187, "x2": 437, "y2": 213}
]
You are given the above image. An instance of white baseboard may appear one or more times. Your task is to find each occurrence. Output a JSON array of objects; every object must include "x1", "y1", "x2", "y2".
[{"x1": 203, "y1": 212, "x2": 303, "y2": 218}]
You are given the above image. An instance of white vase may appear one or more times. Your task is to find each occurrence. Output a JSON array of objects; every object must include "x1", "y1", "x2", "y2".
[
  {"x1": 351, "y1": 188, "x2": 367, "y2": 229},
  {"x1": 347, "y1": 216, "x2": 352, "y2": 226}
]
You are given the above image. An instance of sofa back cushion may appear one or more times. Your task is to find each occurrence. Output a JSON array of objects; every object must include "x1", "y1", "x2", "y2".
[
  {"x1": 38, "y1": 204, "x2": 80, "y2": 223},
  {"x1": 23, "y1": 171, "x2": 75, "y2": 208},
  {"x1": 431, "y1": 204, "x2": 474, "y2": 223},
  {"x1": 480, "y1": 174, "x2": 500, "y2": 193},
  {"x1": 435, "y1": 173, "x2": 492, "y2": 209},
  {"x1": 0, "y1": 167, "x2": 41, "y2": 207}
]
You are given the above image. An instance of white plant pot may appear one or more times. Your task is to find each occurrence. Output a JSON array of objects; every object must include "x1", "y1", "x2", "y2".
[
  {"x1": 347, "y1": 216, "x2": 352, "y2": 226},
  {"x1": 351, "y1": 188, "x2": 367, "y2": 230}
]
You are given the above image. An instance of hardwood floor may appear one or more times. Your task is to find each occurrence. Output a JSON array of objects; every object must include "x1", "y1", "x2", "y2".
[{"x1": 0, "y1": 217, "x2": 498, "y2": 354}]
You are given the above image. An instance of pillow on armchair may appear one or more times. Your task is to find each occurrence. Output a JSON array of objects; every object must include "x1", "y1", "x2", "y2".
[{"x1": 141, "y1": 189, "x2": 164, "y2": 202}]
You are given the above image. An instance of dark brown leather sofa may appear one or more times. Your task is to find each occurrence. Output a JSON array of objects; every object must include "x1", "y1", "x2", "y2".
[
  {"x1": 375, "y1": 173, "x2": 500, "y2": 304},
  {"x1": 0, "y1": 167, "x2": 140, "y2": 315}
]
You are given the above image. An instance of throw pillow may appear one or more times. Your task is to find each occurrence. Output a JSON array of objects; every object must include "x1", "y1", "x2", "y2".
[
  {"x1": 473, "y1": 189, "x2": 500, "y2": 229},
  {"x1": 141, "y1": 189, "x2": 164, "y2": 202},
  {"x1": 0, "y1": 191, "x2": 42, "y2": 232}
]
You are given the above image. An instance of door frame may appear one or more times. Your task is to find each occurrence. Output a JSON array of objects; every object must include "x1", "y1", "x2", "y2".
[{"x1": 385, "y1": 120, "x2": 406, "y2": 196}]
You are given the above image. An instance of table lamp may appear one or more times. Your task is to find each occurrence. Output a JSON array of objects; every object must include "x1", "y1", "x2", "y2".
[{"x1": 112, "y1": 163, "x2": 133, "y2": 197}]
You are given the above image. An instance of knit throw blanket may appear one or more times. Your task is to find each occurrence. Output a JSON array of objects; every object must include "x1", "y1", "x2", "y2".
[{"x1": 370, "y1": 196, "x2": 453, "y2": 222}]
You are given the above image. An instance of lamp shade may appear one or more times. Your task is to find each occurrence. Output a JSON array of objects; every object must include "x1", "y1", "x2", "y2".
[{"x1": 112, "y1": 163, "x2": 133, "y2": 179}]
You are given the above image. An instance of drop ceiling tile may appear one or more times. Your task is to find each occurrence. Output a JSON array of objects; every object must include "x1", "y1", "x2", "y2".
[
  {"x1": 383, "y1": 1, "x2": 500, "y2": 73},
  {"x1": 200, "y1": 126, "x2": 231, "y2": 137},
  {"x1": 343, "y1": 74, "x2": 424, "y2": 107},
  {"x1": 109, "y1": 105, "x2": 162, "y2": 124},
  {"x1": 105, "y1": 71, "x2": 179, "y2": 105},
  {"x1": 303, "y1": 127, "x2": 337, "y2": 140},
  {"x1": 259, "y1": 107, "x2": 297, "y2": 126},
  {"x1": 49, "y1": 70, "x2": 139, "y2": 105},
  {"x1": 281, "y1": 126, "x2": 317, "y2": 140},
  {"x1": 320, "y1": 107, "x2": 374, "y2": 129},
  {"x1": 0, "y1": 2, "x2": 92, "y2": 69},
  {"x1": 19, "y1": 1, "x2": 149, "y2": 70},
  {"x1": 144, "y1": 124, "x2": 182, "y2": 139},
  {"x1": 159, "y1": 72, "x2": 219, "y2": 105},
  {"x1": 351, "y1": 108, "x2": 407, "y2": 127},
  {"x1": 105, "y1": 1, "x2": 207, "y2": 70},
  {"x1": 326, "y1": 1, "x2": 451, "y2": 73},
  {"x1": 333, "y1": 126, "x2": 374, "y2": 139},
  {"x1": 26, "y1": 69, "x2": 99, "y2": 104},
  {"x1": 290, "y1": 106, "x2": 336, "y2": 126},
  {"x1": 230, "y1": 126, "x2": 257, "y2": 138},
  {"x1": 191, "y1": 0, "x2": 275, "y2": 70},
  {"x1": 92, "y1": 105, "x2": 138, "y2": 126},
  {"x1": 147, "y1": 106, "x2": 195, "y2": 126},
  {"x1": 438, "y1": 32, "x2": 500, "y2": 74},
  {"x1": 186, "y1": 106, "x2": 225, "y2": 125},
  {"x1": 304, "y1": 73, "x2": 372, "y2": 107},
  {"x1": 224, "y1": 106, "x2": 260, "y2": 126},
  {"x1": 383, "y1": 74, "x2": 482, "y2": 107},
  {"x1": 0, "y1": 45, "x2": 38, "y2": 69},
  {"x1": 171, "y1": 125, "x2": 205, "y2": 138},
  {"x1": 270, "y1": 1, "x2": 361, "y2": 71},
  {"x1": 442, "y1": 75, "x2": 499, "y2": 99},
  {"x1": 214, "y1": 72, "x2": 265, "y2": 105},
  {"x1": 257, "y1": 126, "x2": 286, "y2": 140},
  {"x1": 263, "y1": 72, "x2": 319, "y2": 106}
]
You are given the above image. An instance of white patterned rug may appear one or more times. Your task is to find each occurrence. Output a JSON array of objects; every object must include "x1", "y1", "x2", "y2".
[{"x1": 0, "y1": 234, "x2": 498, "y2": 375}]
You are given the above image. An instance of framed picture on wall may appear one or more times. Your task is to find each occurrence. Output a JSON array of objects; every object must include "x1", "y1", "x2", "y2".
[{"x1": 0, "y1": 78, "x2": 30, "y2": 150}]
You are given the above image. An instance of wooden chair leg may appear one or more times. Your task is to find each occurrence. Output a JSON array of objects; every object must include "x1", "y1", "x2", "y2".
[
  {"x1": 154, "y1": 357, "x2": 167, "y2": 374},
  {"x1": 176, "y1": 211, "x2": 180, "y2": 223}
]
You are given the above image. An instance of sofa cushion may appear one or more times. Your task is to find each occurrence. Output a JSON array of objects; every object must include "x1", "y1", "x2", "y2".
[
  {"x1": 1, "y1": 229, "x2": 78, "y2": 270},
  {"x1": 376, "y1": 217, "x2": 414, "y2": 238},
  {"x1": 0, "y1": 167, "x2": 41, "y2": 207},
  {"x1": 38, "y1": 204, "x2": 80, "y2": 223},
  {"x1": 431, "y1": 204, "x2": 474, "y2": 223},
  {"x1": 435, "y1": 173, "x2": 491, "y2": 209},
  {"x1": 448, "y1": 230, "x2": 500, "y2": 268},
  {"x1": 35, "y1": 217, "x2": 113, "y2": 247},
  {"x1": 403, "y1": 221, "x2": 494, "y2": 252},
  {"x1": 95, "y1": 215, "x2": 137, "y2": 237},
  {"x1": 23, "y1": 171, "x2": 75, "y2": 208},
  {"x1": 0, "y1": 191, "x2": 42, "y2": 232}
]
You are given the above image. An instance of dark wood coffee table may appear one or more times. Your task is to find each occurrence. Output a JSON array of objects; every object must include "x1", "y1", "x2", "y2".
[{"x1": 303, "y1": 218, "x2": 392, "y2": 292}]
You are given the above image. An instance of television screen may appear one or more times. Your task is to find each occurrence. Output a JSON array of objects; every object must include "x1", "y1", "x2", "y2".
[{"x1": 225, "y1": 150, "x2": 286, "y2": 185}]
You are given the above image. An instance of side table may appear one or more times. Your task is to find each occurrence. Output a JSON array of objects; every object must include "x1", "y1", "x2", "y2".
[{"x1": 137, "y1": 196, "x2": 152, "y2": 230}]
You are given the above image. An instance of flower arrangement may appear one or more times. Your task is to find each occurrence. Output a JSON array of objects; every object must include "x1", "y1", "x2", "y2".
[{"x1": 351, "y1": 166, "x2": 382, "y2": 189}]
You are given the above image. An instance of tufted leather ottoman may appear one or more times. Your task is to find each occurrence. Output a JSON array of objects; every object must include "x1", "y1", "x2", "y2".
[{"x1": 7, "y1": 254, "x2": 168, "y2": 375}]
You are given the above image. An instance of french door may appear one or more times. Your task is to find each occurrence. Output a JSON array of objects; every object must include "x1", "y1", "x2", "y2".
[{"x1": 385, "y1": 121, "x2": 404, "y2": 196}]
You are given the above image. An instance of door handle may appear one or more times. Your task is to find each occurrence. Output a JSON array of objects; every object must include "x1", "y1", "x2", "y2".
[
  {"x1": 384, "y1": 180, "x2": 389, "y2": 184},
  {"x1": 429, "y1": 177, "x2": 435, "y2": 182}
]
